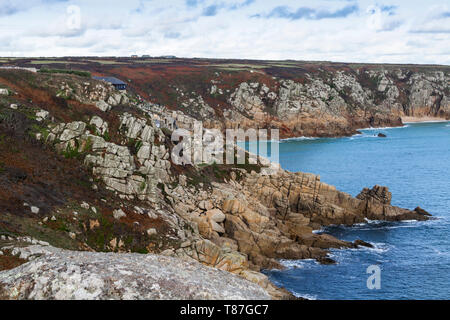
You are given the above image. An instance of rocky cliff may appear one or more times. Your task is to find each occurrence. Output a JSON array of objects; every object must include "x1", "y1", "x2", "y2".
[
  {"x1": 210, "y1": 68, "x2": 449, "y2": 137},
  {"x1": 94, "y1": 60, "x2": 449, "y2": 138},
  {"x1": 0, "y1": 66, "x2": 433, "y2": 300}
]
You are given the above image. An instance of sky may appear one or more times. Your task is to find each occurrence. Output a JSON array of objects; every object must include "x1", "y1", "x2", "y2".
[{"x1": 0, "y1": 0, "x2": 449, "y2": 64}]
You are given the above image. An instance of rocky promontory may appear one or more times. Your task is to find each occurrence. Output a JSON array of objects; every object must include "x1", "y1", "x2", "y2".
[{"x1": 0, "y1": 65, "x2": 433, "y2": 300}]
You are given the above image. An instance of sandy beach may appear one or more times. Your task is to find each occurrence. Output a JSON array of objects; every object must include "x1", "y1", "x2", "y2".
[{"x1": 401, "y1": 116, "x2": 449, "y2": 123}]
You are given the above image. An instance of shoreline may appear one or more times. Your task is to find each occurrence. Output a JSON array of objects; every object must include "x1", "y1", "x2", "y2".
[
  {"x1": 238, "y1": 118, "x2": 449, "y2": 143},
  {"x1": 401, "y1": 116, "x2": 449, "y2": 124},
  {"x1": 278, "y1": 118, "x2": 449, "y2": 142}
]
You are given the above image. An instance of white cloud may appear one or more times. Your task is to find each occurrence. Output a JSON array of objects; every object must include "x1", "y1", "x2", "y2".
[
  {"x1": 408, "y1": 4, "x2": 450, "y2": 34},
  {"x1": 365, "y1": 4, "x2": 402, "y2": 31},
  {"x1": 0, "y1": 0, "x2": 448, "y2": 64}
]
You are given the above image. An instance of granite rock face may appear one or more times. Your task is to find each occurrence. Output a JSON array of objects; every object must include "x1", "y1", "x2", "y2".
[
  {"x1": 0, "y1": 245, "x2": 271, "y2": 300},
  {"x1": 210, "y1": 68, "x2": 450, "y2": 138},
  {"x1": 161, "y1": 168, "x2": 430, "y2": 271},
  {"x1": 46, "y1": 113, "x2": 171, "y2": 202}
]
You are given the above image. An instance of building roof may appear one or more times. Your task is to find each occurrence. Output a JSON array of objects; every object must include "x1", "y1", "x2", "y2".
[{"x1": 93, "y1": 76, "x2": 126, "y2": 86}]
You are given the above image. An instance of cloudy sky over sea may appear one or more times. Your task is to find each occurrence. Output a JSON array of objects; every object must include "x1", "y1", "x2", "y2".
[{"x1": 0, "y1": 0, "x2": 449, "y2": 64}]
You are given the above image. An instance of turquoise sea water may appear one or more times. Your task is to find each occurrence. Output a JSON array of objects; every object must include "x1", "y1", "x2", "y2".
[{"x1": 247, "y1": 122, "x2": 450, "y2": 300}]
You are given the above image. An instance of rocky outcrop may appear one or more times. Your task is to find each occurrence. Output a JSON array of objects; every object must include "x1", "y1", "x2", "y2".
[
  {"x1": 243, "y1": 173, "x2": 430, "y2": 227},
  {"x1": 0, "y1": 66, "x2": 435, "y2": 300},
  {"x1": 0, "y1": 245, "x2": 270, "y2": 300},
  {"x1": 212, "y1": 68, "x2": 449, "y2": 138},
  {"x1": 159, "y1": 168, "x2": 430, "y2": 271},
  {"x1": 407, "y1": 71, "x2": 449, "y2": 117},
  {"x1": 45, "y1": 113, "x2": 172, "y2": 202}
]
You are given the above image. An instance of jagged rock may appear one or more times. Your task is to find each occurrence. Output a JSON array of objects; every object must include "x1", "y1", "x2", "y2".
[
  {"x1": 222, "y1": 199, "x2": 246, "y2": 215},
  {"x1": 194, "y1": 215, "x2": 213, "y2": 239},
  {"x1": 229, "y1": 82, "x2": 265, "y2": 115},
  {"x1": 193, "y1": 240, "x2": 249, "y2": 274},
  {"x1": 199, "y1": 200, "x2": 213, "y2": 211},
  {"x1": 59, "y1": 122, "x2": 86, "y2": 142},
  {"x1": 30, "y1": 206, "x2": 40, "y2": 214},
  {"x1": 357, "y1": 185, "x2": 392, "y2": 205},
  {"x1": 211, "y1": 237, "x2": 239, "y2": 252},
  {"x1": 137, "y1": 143, "x2": 151, "y2": 160},
  {"x1": 0, "y1": 245, "x2": 270, "y2": 300},
  {"x1": 413, "y1": 207, "x2": 432, "y2": 217},
  {"x1": 179, "y1": 175, "x2": 187, "y2": 187},
  {"x1": 210, "y1": 220, "x2": 225, "y2": 234},
  {"x1": 36, "y1": 110, "x2": 49, "y2": 122},
  {"x1": 113, "y1": 209, "x2": 126, "y2": 220},
  {"x1": 107, "y1": 93, "x2": 123, "y2": 106},
  {"x1": 206, "y1": 209, "x2": 226, "y2": 223},
  {"x1": 354, "y1": 240, "x2": 373, "y2": 248},
  {"x1": 95, "y1": 100, "x2": 111, "y2": 112},
  {"x1": 317, "y1": 257, "x2": 336, "y2": 265},
  {"x1": 89, "y1": 116, "x2": 108, "y2": 135}
]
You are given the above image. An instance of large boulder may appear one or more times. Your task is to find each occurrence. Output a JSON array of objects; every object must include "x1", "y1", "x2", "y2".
[
  {"x1": 0, "y1": 245, "x2": 270, "y2": 300},
  {"x1": 95, "y1": 100, "x2": 111, "y2": 112}
]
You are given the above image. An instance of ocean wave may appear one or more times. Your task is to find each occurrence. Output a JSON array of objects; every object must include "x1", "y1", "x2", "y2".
[
  {"x1": 348, "y1": 134, "x2": 380, "y2": 140},
  {"x1": 322, "y1": 218, "x2": 387, "y2": 230},
  {"x1": 279, "y1": 259, "x2": 316, "y2": 269},
  {"x1": 312, "y1": 228, "x2": 325, "y2": 234},
  {"x1": 433, "y1": 248, "x2": 450, "y2": 257},
  {"x1": 322, "y1": 218, "x2": 431, "y2": 237},
  {"x1": 359, "y1": 125, "x2": 409, "y2": 131},
  {"x1": 281, "y1": 136, "x2": 320, "y2": 142},
  {"x1": 352, "y1": 223, "x2": 421, "y2": 231},
  {"x1": 364, "y1": 242, "x2": 392, "y2": 254},
  {"x1": 352, "y1": 218, "x2": 424, "y2": 229},
  {"x1": 403, "y1": 120, "x2": 450, "y2": 124},
  {"x1": 291, "y1": 292, "x2": 318, "y2": 300},
  {"x1": 364, "y1": 218, "x2": 391, "y2": 224}
]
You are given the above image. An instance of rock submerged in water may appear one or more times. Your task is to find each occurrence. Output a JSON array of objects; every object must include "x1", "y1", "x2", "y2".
[
  {"x1": 317, "y1": 257, "x2": 336, "y2": 265},
  {"x1": 0, "y1": 245, "x2": 271, "y2": 300},
  {"x1": 354, "y1": 240, "x2": 374, "y2": 248},
  {"x1": 413, "y1": 207, "x2": 432, "y2": 217},
  {"x1": 378, "y1": 133, "x2": 387, "y2": 137}
]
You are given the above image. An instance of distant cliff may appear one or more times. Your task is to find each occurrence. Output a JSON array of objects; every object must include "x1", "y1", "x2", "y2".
[
  {"x1": 2, "y1": 58, "x2": 449, "y2": 138},
  {"x1": 87, "y1": 60, "x2": 450, "y2": 138}
]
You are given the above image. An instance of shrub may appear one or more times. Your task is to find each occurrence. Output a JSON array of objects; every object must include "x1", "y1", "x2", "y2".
[
  {"x1": 39, "y1": 68, "x2": 91, "y2": 78},
  {"x1": 62, "y1": 143, "x2": 81, "y2": 159},
  {"x1": 29, "y1": 124, "x2": 50, "y2": 140}
]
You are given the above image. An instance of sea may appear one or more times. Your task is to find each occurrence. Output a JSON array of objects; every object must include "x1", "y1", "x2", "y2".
[{"x1": 245, "y1": 121, "x2": 450, "y2": 300}]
